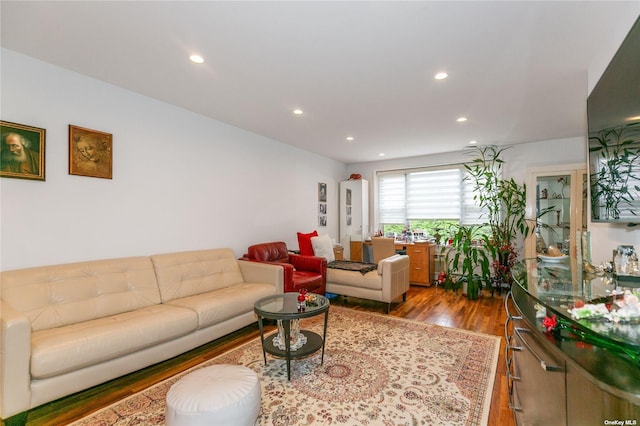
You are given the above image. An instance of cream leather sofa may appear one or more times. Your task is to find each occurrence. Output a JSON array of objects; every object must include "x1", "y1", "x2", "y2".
[
  {"x1": 0, "y1": 248, "x2": 283, "y2": 420},
  {"x1": 326, "y1": 254, "x2": 410, "y2": 313}
]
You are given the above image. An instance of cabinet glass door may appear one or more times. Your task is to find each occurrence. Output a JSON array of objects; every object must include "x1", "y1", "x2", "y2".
[
  {"x1": 536, "y1": 174, "x2": 572, "y2": 255},
  {"x1": 525, "y1": 165, "x2": 587, "y2": 261}
]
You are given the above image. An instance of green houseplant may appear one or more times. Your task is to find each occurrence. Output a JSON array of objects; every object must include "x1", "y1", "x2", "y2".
[
  {"x1": 443, "y1": 224, "x2": 491, "y2": 300},
  {"x1": 463, "y1": 145, "x2": 531, "y2": 292}
]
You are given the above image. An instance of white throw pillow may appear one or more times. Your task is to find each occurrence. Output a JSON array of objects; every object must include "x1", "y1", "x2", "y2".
[{"x1": 311, "y1": 234, "x2": 335, "y2": 262}]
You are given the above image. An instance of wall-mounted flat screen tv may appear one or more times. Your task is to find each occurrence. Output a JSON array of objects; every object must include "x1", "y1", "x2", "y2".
[{"x1": 588, "y1": 16, "x2": 640, "y2": 224}]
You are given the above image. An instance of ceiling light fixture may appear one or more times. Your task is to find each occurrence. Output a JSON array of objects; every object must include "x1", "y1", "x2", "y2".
[
  {"x1": 434, "y1": 72, "x2": 448, "y2": 80},
  {"x1": 293, "y1": 109, "x2": 303, "y2": 115},
  {"x1": 379, "y1": 153, "x2": 385, "y2": 157},
  {"x1": 469, "y1": 140, "x2": 478, "y2": 145},
  {"x1": 189, "y1": 55, "x2": 204, "y2": 64},
  {"x1": 346, "y1": 136, "x2": 355, "y2": 141},
  {"x1": 456, "y1": 117, "x2": 468, "y2": 122}
]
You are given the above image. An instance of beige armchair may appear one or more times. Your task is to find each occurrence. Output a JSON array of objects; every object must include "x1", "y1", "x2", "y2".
[{"x1": 326, "y1": 254, "x2": 410, "y2": 313}]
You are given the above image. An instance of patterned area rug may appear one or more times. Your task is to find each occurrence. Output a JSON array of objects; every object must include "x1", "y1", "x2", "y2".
[{"x1": 71, "y1": 306, "x2": 500, "y2": 425}]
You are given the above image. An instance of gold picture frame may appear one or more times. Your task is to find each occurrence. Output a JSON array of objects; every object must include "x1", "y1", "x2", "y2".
[
  {"x1": 69, "y1": 125, "x2": 112, "y2": 179},
  {"x1": 0, "y1": 120, "x2": 46, "y2": 181}
]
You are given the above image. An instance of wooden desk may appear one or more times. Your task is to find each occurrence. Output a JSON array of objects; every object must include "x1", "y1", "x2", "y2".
[{"x1": 352, "y1": 241, "x2": 435, "y2": 286}]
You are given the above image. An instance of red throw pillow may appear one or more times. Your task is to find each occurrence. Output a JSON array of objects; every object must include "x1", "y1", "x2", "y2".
[{"x1": 297, "y1": 231, "x2": 318, "y2": 256}]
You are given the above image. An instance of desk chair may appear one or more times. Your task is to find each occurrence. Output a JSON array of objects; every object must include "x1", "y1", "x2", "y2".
[{"x1": 371, "y1": 237, "x2": 397, "y2": 263}]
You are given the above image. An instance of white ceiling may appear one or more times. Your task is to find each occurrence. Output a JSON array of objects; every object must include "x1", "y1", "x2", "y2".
[{"x1": 1, "y1": 1, "x2": 639, "y2": 164}]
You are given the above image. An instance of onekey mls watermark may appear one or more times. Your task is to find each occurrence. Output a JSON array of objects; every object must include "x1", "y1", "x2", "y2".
[{"x1": 604, "y1": 420, "x2": 637, "y2": 425}]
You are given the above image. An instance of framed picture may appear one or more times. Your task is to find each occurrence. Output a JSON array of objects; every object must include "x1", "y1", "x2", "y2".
[
  {"x1": 318, "y1": 182, "x2": 327, "y2": 202},
  {"x1": 69, "y1": 125, "x2": 112, "y2": 179},
  {"x1": 0, "y1": 121, "x2": 46, "y2": 181}
]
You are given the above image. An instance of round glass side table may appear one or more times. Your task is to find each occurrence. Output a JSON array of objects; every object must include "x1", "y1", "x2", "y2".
[{"x1": 254, "y1": 292, "x2": 329, "y2": 380}]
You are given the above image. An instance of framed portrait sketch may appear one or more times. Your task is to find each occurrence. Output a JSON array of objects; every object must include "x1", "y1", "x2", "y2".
[
  {"x1": 0, "y1": 121, "x2": 46, "y2": 181},
  {"x1": 318, "y1": 182, "x2": 327, "y2": 202},
  {"x1": 69, "y1": 125, "x2": 112, "y2": 179}
]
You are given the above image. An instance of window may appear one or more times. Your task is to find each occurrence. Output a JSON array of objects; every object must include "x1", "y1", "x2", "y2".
[{"x1": 377, "y1": 165, "x2": 487, "y2": 234}]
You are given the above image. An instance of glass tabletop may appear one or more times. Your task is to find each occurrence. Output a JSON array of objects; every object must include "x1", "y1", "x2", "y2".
[
  {"x1": 254, "y1": 292, "x2": 330, "y2": 320},
  {"x1": 512, "y1": 258, "x2": 640, "y2": 359}
]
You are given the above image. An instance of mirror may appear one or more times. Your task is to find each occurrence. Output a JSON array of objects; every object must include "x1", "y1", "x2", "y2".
[{"x1": 587, "y1": 17, "x2": 640, "y2": 223}]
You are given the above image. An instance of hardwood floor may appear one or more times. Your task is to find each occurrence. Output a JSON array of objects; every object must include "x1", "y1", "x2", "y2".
[{"x1": 3, "y1": 285, "x2": 515, "y2": 426}]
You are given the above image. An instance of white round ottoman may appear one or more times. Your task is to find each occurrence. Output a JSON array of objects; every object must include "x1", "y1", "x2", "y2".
[{"x1": 165, "y1": 364, "x2": 261, "y2": 426}]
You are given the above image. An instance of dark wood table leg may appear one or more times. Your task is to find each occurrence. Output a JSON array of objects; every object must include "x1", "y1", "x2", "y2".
[
  {"x1": 284, "y1": 319, "x2": 291, "y2": 380},
  {"x1": 321, "y1": 310, "x2": 329, "y2": 365},
  {"x1": 257, "y1": 315, "x2": 267, "y2": 365}
]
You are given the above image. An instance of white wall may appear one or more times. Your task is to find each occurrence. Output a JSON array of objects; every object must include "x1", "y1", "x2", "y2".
[
  {"x1": 4, "y1": 14, "x2": 640, "y2": 272},
  {"x1": 587, "y1": 7, "x2": 640, "y2": 94},
  {"x1": 0, "y1": 49, "x2": 346, "y2": 270},
  {"x1": 347, "y1": 137, "x2": 640, "y2": 265}
]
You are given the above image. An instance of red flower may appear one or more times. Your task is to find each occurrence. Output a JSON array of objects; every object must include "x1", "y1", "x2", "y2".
[
  {"x1": 542, "y1": 315, "x2": 558, "y2": 333},
  {"x1": 576, "y1": 341, "x2": 593, "y2": 350}
]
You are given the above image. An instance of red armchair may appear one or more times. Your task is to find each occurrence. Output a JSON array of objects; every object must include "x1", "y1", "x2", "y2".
[{"x1": 241, "y1": 241, "x2": 327, "y2": 295}]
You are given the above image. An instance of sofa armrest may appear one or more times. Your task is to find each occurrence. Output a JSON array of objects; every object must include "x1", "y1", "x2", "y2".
[
  {"x1": 289, "y1": 254, "x2": 327, "y2": 274},
  {"x1": 1, "y1": 300, "x2": 32, "y2": 419},
  {"x1": 237, "y1": 260, "x2": 285, "y2": 293},
  {"x1": 380, "y1": 255, "x2": 411, "y2": 302}
]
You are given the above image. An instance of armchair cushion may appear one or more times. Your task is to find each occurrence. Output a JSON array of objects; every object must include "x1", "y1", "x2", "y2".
[
  {"x1": 247, "y1": 242, "x2": 290, "y2": 263},
  {"x1": 310, "y1": 234, "x2": 335, "y2": 262},
  {"x1": 297, "y1": 231, "x2": 318, "y2": 256}
]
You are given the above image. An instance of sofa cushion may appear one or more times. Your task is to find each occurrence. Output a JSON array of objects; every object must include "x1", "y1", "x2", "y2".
[
  {"x1": 326, "y1": 268, "x2": 382, "y2": 290},
  {"x1": 30, "y1": 304, "x2": 198, "y2": 379},
  {"x1": 152, "y1": 249, "x2": 246, "y2": 303},
  {"x1": 166, "y1": 282, "x2": 276, "y2": 329},
  {"x1": 0, "y1": 257, "x2": 161, "y2": 332},
  {"x1": 297, "y1": 231, "x2": 318, "y2": 256}
]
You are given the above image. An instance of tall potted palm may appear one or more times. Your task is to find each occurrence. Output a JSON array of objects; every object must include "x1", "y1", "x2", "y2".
[{"x1": 464, "y1": 146, "x2": 531, "y2": 291}]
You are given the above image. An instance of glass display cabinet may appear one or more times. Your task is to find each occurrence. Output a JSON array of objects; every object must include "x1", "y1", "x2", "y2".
[
  {"x1": 525, "y1": 165, "x2": 587, "y2": 261},
  {"x1": 506, "y1": 258, "x2": 640, "y2": 425}
]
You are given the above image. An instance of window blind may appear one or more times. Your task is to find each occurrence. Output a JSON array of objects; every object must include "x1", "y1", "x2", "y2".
[
  {"x1": 406, "y1": 169, "x2": 462, "y2": 219},
  {"x1": 378, "y1": 166, "x2": 487, "y2": 225},
  {"x1": 378, "y1": 173, "x2": 406, "y2": 224}
]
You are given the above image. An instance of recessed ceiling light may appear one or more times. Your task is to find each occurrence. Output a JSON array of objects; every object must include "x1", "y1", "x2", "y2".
[
  {"x1": 435, "y1": 72, "x2": 448, "y2": 80},
  {"x1": 346, "y1": 136, "x2": 355, "y2": 141},
  {"x1": 469, "y1": 140, "x2": 478, "y2": 145},
  {"x1": 189, "y1": 55, "x2": 204, "y2": 64},
  {"x1": 456, "y1": 117, "x2": 468, "y2": 122},
  {"x1": 379, "y1": 153, "x2": 385, "y2": 157},
  {"x1": 627, "y1": 115, "x2": 640, "y2": 122},
  {"x1": 293, "y1": 109, "x2": 303, "y2": 115}
]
